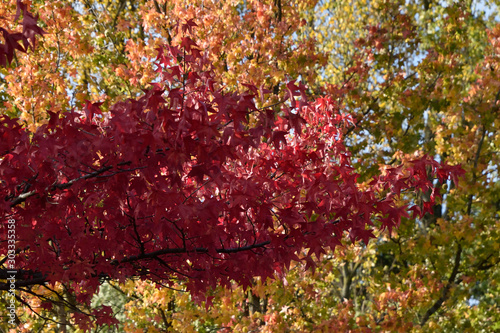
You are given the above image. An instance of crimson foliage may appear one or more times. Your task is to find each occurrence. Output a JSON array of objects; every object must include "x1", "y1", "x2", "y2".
[
  {"x1": 0, "y1": 0, "x2": 44, "y2": 67},
  {"x1": 0, "y1": 11, "x2": 463, "y2": 327}
]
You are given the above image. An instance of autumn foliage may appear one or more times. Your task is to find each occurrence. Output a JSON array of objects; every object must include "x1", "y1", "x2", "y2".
[
  {"x1": 3, "y1": 1, "x2": 498, "y2": 332},
  {"x1": 1, "y1": 11, "x2": 463, "y2": 324}
]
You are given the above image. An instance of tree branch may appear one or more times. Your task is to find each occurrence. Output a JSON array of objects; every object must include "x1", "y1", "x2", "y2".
[
  {"x1": 420, "y1": 242, "x2": 462, "y2": 327},
  {"x1": 8, "y1": 162, "x2": 143, "y2": 207},
  {"x1": 0, "y1": 241, "x2": 271, "y2": 290},
  {"x1": 0, "y1": 275, "x2": 47, "y2": 291},
  {"x1": 116, "y1": 240, "x2": 271, "y2": 264}
]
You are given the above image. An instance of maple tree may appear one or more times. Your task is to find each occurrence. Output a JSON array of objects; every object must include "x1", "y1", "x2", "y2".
[
  {"x1": 0, "y1": 1, "x2": 323, "y2": 331},
  {"x1": 0, "y1": 27, "x2": 461, "y2": 329},
  {"x1": 2, "y1": 1, "x2": 494, "y2": 332},
  {"x1": 92, "y1": 1, "x2": 499, "y2": 332}
]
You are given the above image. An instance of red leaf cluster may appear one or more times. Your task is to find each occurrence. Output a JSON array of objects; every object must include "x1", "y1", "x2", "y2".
[
  {"x1": 0, "y1": 31, "x2": 463, "y2": 323},
  {"x1": 0, "y1": 0, "x2": 45, "y2": 67}
]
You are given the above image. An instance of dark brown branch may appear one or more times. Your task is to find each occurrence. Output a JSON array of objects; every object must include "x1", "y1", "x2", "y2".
[
  {"x1": 15, "y1": 294, "x2": 68, "y2": 326},
  {"x1": 183, "y1": 179, "x2": 211, "y2": 204},
  {"x1": 152, "y1": 0, "x2": 163, "y2": 14},
  {"x1": 0, "y1": 275, "x2": 47, "y2": 291},
  {"x1": 112, "y1": 0, "x2": 127, "y2": 27},
  {"x1": 274, "y1": 0, "x2": 282, "y2": 22},
  {"x1": 9, "y1": 165, "x2": 112, "y2": 207},
  {"x1": 0, "y1": 241, "x2": 271, "y2": 290},
  {"x1": 116, "y1": 240, "x2": 271, "y2": 264},
  {"x1": 8, "y1": 162, "x2": 144, "y2": 207},
  {"x1": 466, "y1": 125, "x2": 486, "y2": 216},
  {"x1": 475, "y1": 253, "x2": 500, "y2": 271},
  {"x1": 420, "y1": 242, "x2": 462, "y2": 327}
]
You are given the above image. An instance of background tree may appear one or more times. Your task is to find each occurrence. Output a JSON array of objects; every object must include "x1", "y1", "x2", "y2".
[{"x1": 311, "y1": 1, "x2": 500, "y2": 331}]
